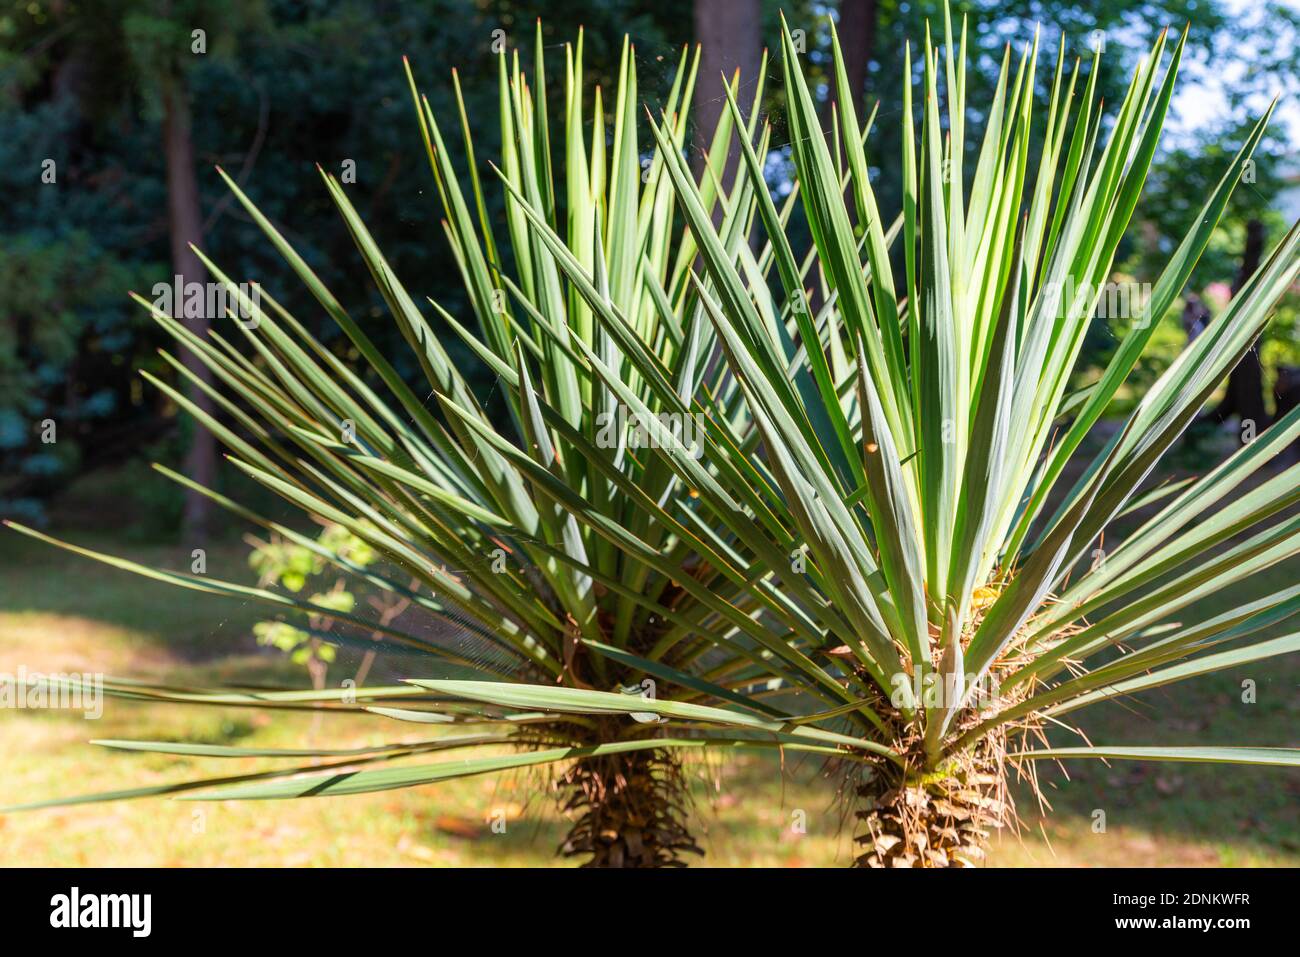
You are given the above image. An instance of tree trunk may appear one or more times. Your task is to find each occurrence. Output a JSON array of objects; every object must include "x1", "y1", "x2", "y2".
[
  {"x1": 692, "y1": 0, "x2": 762, "y2": 186},
  {"x1": 549, "y1": 613, "x2": 701, "y2": 867},
  {"x1": 837, "y1": 0, "x2": 878, "y2": 118},
  {"x1": 854, "y1": 714, "x2": 1010, "y2": 868},
  {"x1": 832, "y1": 0, "x2": 878, "y2": 223},
  {"x1": 162, "y1": 75, "x2": 216, "y2": 543},
  {"x1": 1211, "y1": 218, "x2": 1269, "y2": 432},
  {"x1": 556, "y1": 723, "x2": 701, "y2": 868}
]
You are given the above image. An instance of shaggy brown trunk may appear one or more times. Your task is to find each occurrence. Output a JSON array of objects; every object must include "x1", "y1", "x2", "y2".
[
  {"x1": 546, "y1": 605, "x2": 701, "y2": 867},
  {"x1": 851, "y1": 670, "x2": 1015, "y2": 867},
  {"x1": 853, "y1": 753, "x2": 1008, "y2": 867},
  {"x1": 555, "y1": 718, "x2": 700, "y2": 867}
]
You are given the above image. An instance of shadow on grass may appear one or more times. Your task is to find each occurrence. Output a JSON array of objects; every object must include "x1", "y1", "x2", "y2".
[{"x1": 0, "y1": 533, "x2": 265, "y2": 659}]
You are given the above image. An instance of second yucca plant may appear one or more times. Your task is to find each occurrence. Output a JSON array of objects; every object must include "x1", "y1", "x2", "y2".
[{"x1": 8, "y1": 7, "x2": 1300, "y2": 867}]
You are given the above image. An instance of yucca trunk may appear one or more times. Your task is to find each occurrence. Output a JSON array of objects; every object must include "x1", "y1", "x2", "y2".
[
  {"x1": 538, "y1": 624, "x2": 701, "y2": 868},
  {"x1": 850, "y1": 666, "x2": 1014, "y2": 868},
  {"x1": 853, "y1": 736, "x2": 1010, "y2": 868},
  {"x1": 556, "y1": 723, "x2": 700, "y2": 868}
]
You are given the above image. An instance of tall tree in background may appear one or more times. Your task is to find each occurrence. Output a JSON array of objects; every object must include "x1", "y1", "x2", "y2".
[
  {"x1": 837, "y1": 0, "x2": 878, "y2": 112},
  {"x1": 122, "y1": 3, "x2": 268, "y2": 541},
  {"x1": 160, "y1": 60, "x2": 213, "y2": 540},
  {"x1": 1211, "y1": 219, "x2": 1270, "y2": 429},
  {"x1": 693, "y1": 0, "x2": 761, "y2": 180},
  {"x1": 1127, "y1": 0, "x2": 1298, "y2": 425}
]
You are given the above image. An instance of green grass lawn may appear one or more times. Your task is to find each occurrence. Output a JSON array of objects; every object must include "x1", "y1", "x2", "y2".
[{"x1": 2, "y1": 503, "x2": 1297, "y2": 866}]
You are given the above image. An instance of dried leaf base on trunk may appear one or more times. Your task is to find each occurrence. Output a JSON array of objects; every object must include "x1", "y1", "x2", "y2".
[
  {"x1": 854, "y1": 715, "x2": 1014, "y2": 868},
  {"x1": 544, "y1": 602, "x2": 702, "y2": 867},
  {"x1": 553, "y1": 722, "x2": 701, "y2": 868}
]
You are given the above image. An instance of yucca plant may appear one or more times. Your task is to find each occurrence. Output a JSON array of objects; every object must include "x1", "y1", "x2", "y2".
[
  {"x1": 525, "y1": 10, "x2": 1300, "y2": 865},
  {"x1": 7, "y1": 7, "x2": 1300, "y2": 869},
  {"x1": 3, "y1": 24, "x2": 862, "y2": 868}
]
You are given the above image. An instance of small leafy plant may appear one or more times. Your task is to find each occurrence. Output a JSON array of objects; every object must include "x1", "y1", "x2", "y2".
[{"x1": 247, "y1": 523, "x2": 387, "y2": 689}]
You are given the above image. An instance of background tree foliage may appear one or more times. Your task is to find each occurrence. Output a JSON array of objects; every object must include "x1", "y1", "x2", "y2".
[{"x1": 1, "y1": 0, "x2": 1295, "y2": 529}]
